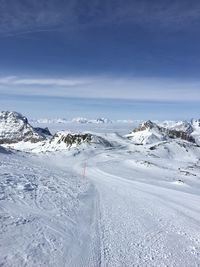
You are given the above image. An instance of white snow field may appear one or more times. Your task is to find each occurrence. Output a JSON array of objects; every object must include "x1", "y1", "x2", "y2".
[{"x1": 1, "y1": 115, "x2": 200, "y2": 266}]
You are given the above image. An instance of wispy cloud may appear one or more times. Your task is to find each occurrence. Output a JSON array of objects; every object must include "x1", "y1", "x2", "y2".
[
  {"x1": 1, "y1": 0, "x2": 200, "y2": 36},
  {"x1": 0, "y1": 76, "x2": 91, "y2": 87},
  {"x1": 0, "y1": 75, "x2": 200, "y2": 102}
]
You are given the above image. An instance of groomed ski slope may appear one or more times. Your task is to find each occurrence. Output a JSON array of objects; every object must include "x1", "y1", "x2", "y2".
[
  {"x1": 1, "y1": 140, "x2": 200, "y2": 266},
  {"x1": 87, "y1": 165, "x2": 200, "y2": 266},
  {"x1": 81, "y1": 144, "x2": 200, "y2": 267},
  {"x1": 0, "y1": 150, "x2": 101, "y2": 267}
]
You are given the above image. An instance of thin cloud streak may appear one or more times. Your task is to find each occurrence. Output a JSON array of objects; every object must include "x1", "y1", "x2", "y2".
[
  {"x1": 0, "y1": 76, "x2": 91, "y2": 87},
  {"x1": 0, "y1": 75, "x2": 200, "y2": 102}
]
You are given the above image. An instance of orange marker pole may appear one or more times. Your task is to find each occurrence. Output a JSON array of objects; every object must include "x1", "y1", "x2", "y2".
[{"x1": 82, "y1": 162, "x2": 87, "y2": 178}]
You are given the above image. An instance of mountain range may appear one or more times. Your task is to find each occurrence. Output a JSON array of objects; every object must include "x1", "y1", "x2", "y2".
[{"x1": 0, "y1": 111, "x2": 200, "y2": 152}]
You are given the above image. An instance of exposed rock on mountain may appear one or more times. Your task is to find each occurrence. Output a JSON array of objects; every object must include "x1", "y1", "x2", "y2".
[
  {"x1": 128, "y1": 120, "x2": 196, "y2": 145},
  {"x1": 126, "y1": 120, "x2": 166, "y2": 144},
  {"x1": 1, "y1": 110, "x2": 199, "y2": 151},
  {"x1": 52, "y1": 132, "x2": 92, "y2": 146},
  {"x1": 0, "y1": 111, "x2": 51, "y2": 144},
  {"x1": 132, "y1": 120, "x2": 157, "y2": 132},
  {"x1": 50, "y1": 131, "x2": 112, "y2": 148},
  {"x1": 159, "y1": 120, "x2": 193, "y2": 133}
]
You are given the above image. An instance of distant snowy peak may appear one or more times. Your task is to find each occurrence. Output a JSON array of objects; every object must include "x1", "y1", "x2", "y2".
[
  {"x1": 0, "y1": 111, "x2": 28, "y2": 124},
  {"x1": 0, "y1": 111, "x2": 51, "y2": 144},
  {"x1": 95, "y1": 118, "x2": 112, "y2": 124},
  {"x1": 32, "y1": 117, "x2": 112, "y2": 124},
  {"x1": 31, "y1": 118, "x2": 68, "y2": 124},
  {"x1": 71, "y1": 117, "x2": 88, "y2": 123},
  {"x1": 126, "y1": 120, "x2": 166, "y2": 145},
  {"x1": 160, "y1": 119, "x2": 200, "y2": 145},
  {"x1": 72, "y1": 117, "x2": 112, "y2": 124},
  {"x1": 158, "y1": 120, "x2": 193, "y2": 133},
  {"x1": 133, "y1": 120, "x2": 159, "y2": 132},
  {"x1": 127, "y1": 120, "x2": 196, "y2": 145},
  {"x1": 38, "y1": 118, "x2": 67, "y2": 124}
]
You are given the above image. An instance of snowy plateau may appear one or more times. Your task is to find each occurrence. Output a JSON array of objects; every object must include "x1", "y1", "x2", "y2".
[{"x1": 1, "y1": 111, "x2": 200, "y2": 267}]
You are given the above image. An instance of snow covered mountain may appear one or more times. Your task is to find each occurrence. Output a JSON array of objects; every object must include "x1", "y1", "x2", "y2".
[
  {"x1": 1, "y1": 111, "x2": 200, "y2": 150},
  {"x1": 127, "y1": 119, "x2": 197, "y2": 144},
  {"x1": 0, "y1": 112, "x2": 113, "y2": 151},
  {"x1": 126, "y1": 120, "x2": 166, "y2": 144},
  {"x1": 43, "y1": 131, "x2": 113, "y2": 151},
  {"x1": 0, "y1": 111, "x2": 51, "y2": 144}
]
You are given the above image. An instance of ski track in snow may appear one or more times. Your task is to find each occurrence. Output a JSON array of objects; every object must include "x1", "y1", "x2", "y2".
[
  {"x1": 0, "y1": 152, "x2": 101, "y2": 267},
  {"x1": 1, "y1": 142, "x2": 200, "y2": 266},
  {"x1": 89, "y1": 167, "x2": 200, "y2": 266}
]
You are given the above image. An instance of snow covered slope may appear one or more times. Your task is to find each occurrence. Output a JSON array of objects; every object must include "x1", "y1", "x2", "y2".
[
  {"x1": 1, "y1": 111, "x2": 200, "y2": 266},
  {"x1": 0, "y1": 150, "x2": 100, "y2": 266},
  {"x1": 1, "y1": 134, "x2": 200, "y2": 266}
]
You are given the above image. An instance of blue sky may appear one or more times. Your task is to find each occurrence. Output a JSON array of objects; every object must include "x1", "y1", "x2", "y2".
[{"x1": 0, "y1": 0, "x2": 200, "y2": 119}]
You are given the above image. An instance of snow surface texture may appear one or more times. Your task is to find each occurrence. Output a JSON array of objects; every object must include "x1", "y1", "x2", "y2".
[{"x1": 1, "y1": 111, "x2": 200, "y2": 266}]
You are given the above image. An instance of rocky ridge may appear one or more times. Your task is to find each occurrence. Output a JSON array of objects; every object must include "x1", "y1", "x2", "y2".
[{"x1": 50, "y1": 131, "x2": 112, "y2": 149}]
